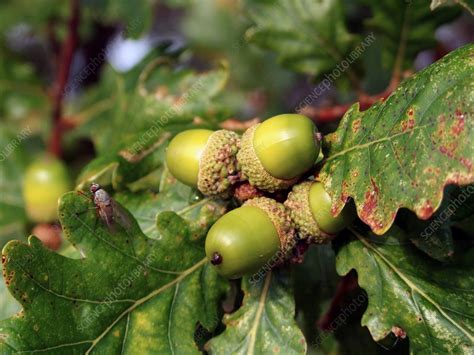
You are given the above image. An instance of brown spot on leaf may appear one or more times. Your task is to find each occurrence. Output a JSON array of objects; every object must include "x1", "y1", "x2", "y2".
[
  {"x1": 360, "y1": 178, "x2": 382, "y2": 230},
  {"x1": 401, "y1": 121, "x2": 408, "y2": 132},
  {"x1": 439, "y1": 145, "x2": 454, "y2": 158},
  {"x1": 338, "y1": 181, "x2": 350, "y2": 206},
  {"x1": 451, "y1": 112, "x2": 465, "y2": 136},
  {"x1": 1, "y1": 255, "x2": 5, "y2": 264},
  {"x1": 418, "y1": 200, "x2": 433, "y2": 220},
  {"x1": 460, "y1": 157, "x2": 472, "y2": 170},
  {"x1": 445, "y1": 173, "x2": 462, "y2": 185},
  {"x1": 352, "y1": 119, "x2": 361, "y2": 133},
  {"x1": 392, "y1": 326, "x2": 406, "y2": 339},
  {"x1": 339, "y1": 193, "x2": 349, "y2": 205}
]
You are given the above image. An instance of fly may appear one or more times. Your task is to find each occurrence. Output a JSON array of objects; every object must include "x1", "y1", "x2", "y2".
[{"x1": 89, "y1": 183, "x2": 131, "y2": 232}]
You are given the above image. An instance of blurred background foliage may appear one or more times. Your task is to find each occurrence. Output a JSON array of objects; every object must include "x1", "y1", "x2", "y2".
[{"x1": 0, "y1": 0, "x2": 472, "y2": 353}]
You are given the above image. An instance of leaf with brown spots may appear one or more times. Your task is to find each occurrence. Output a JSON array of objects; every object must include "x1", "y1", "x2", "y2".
[
  {"x1": 320, "y1": 44, "x2": 474, "y2": 234},
  {"x1": 0, "y1": 178, "x2": 228, "y2": 354},
  {"x1": 336, "y1": 226, "x2": 474, "y2": 353}
]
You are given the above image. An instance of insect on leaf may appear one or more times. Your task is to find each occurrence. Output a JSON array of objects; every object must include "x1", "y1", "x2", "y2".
[{"x1": 0, "y1": 189, "x2": 228, "y2": 353}]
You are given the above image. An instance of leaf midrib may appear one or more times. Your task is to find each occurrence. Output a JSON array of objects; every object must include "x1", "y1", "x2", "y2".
[
  {"x1": 72, "y1": 213, "x2": 181, "y2": 275},
  {"x1": 325, "y1": 66, "x2": 468, "y2": 164},
  {"x1": 9, "y1": 258, "x2": 207, "y2": 354},
  {"x1": 325, "y1": 121, "x2": 436, "y2": 162},
  {"x1": 85, "y1": 258, "x2": 207, "y2": 354},
  {"x1": 247, "y1": 272, "x2": 272, "y2": 355},
  {"x1": 352, "y1": 228, "x2": 474, "y2": 342}
]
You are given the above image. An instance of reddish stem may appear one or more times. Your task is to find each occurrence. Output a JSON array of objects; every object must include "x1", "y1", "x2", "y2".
[
  {"x1": 301, "y1": 90, "x2": 392, "y2": 124},
  {"x1": 302, "y1": 65, "x2": 412, "y2": 124},
  {"x1": 47, "y1": 0, "x2": 80, "y2": 157},
  {"x1": 317, "y1": 272, "x2": 359, "y2": 331},
  {"x1": 233, "y1": 182, "x2": 263, "y2": 202}
]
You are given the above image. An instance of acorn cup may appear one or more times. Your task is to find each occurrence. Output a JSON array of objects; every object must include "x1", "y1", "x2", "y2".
[
  {"x1": 284, "y1": 181, "x2": 355, "y2": 243},
  {"x1": 237, "y1": 114, "x2": 320, "y2": 192},
  {"x1": 205, "y1": 197, "x2": 295, "y2": 279},
  {"x1": 165, "y1": 129, "x2": 241, "y2": 196}
]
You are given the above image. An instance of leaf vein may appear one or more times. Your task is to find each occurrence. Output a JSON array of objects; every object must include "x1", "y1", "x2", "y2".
[{"x1": 353, "y1": 229, "x2": 474, "y2": 342}]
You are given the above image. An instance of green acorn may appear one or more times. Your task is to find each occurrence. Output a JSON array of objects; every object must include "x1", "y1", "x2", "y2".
[
  {"x1": 284, "y1": 181, "x2": 355, "y2": 243},
  {"x1": 205, "y1": 197, "x2": 295, "y2": 279},
  {"x1": 237, "y1": 114, "x2": 320, "y2": 192},
  {"x1": 23, "y1": 155, "x2": 71, "y2": 223},
  {"x1": 165, "y1": 129, "x2": 240, "y2": 196}
]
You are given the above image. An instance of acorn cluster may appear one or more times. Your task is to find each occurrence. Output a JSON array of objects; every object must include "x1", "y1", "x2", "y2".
[{"x1": 165, "y1": 114, "x2": 354, "y2": 279}]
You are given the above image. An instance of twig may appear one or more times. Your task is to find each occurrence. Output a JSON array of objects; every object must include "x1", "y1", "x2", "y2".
[
  {"x1": 317, "y1": 272, "x2": 359, "y2": 331},
  {"x1": 389, "y1": 1, "x2": 411, "y2": 90},
  {"x1": 47, "y1": 0, "x2": 80, "y2": 157},
  {"x1": 303, "y1": 3, "x2": 413, "y2": 125},
  {"x1": 301, "y1": 90, "x2": 391, "y2": 124}
]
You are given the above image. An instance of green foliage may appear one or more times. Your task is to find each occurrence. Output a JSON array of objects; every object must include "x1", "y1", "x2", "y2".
[
  {"x1": 181, "y1": 0, "x2": 295, "y2": 117},
  {"x1": 0, "y1": 127, "x2": 28, "y2": 247},
  {"x1": 0, "y1": 56, "x2": 50, "y2": 137},
  {"x1": 0, "y1": 0, "x2": 154, "y2": 38},
  {"x1": 0, "y1": 128, "x2": 25, "y2": 320},
  {"x1": 0, "y1": 280, "x2": 20, "y2": 322},
  {"x1": 0, "y1": 57, "x2": 44, "y2": 322},
  {"x1": 320, "y1": 44, "x2": 473, "y2": 235},
  {"x1": 208, "y1": 272, "x2": 306, "y2": 354},
  {"x1": 362, "y1": 0, "x2": 460, "y2": 71},
  {"x1": 0, "y1": 0, "x2": 472, "y2": 353},
  {"x1": 245, "y1": 0, "x2": 358, "y2": 77},
  {"x1": 81, "y1": 0, "x2": 154, "y2": 38},
  {"x1": 398, "y1": 185, "x2": 474, "y2": 262},
  {"x1": 0, "y1": 0, "x2": 67, "y2": 34},
  {"x1": 0, "y1": 176, "x2": 228, "y2": 353},
  {"x1": 73, "y1": 57, "x2": 230, "y2": 154},
  {"x1": 336, "y1": 226, "x2": 474, "y2": 353}
]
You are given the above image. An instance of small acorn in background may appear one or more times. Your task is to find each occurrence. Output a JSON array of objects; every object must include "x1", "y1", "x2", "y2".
[
  {"x1": 237, "y1": 114, "x2": 320, "y2": 192},
  {"x1": 165, "y1": 129, "x2": 240, "y2": 196},
  {"x1": 23, "y1": 155, "x2": 71, "y2": 223},
  {"x1": 285, "y1": 181, "x2": 355, "y2": 243},
  {"x1": 205, "y1": 197, "x2": 295, "y2": 279}
]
